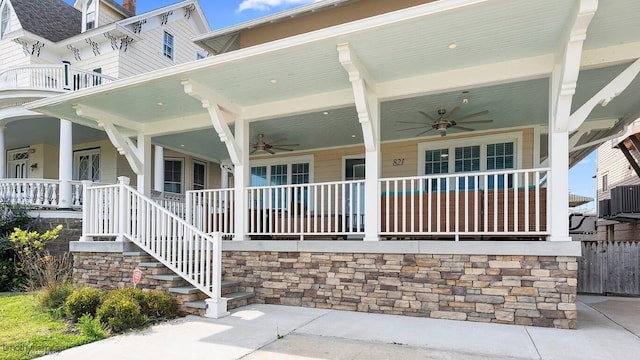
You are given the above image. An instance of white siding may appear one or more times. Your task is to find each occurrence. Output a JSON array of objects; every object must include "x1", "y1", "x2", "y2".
[
  {"x1": 98, "y1": 3, "x2": 125, "y2": 26},
  {"x1": 0, "y1": 3, "x2": 30, "y2": 72},
  {"x1": 596, "y1": 139, "x2": 640, "y2": 202},
  {"x1": 118, "y1": 16, "x2": 206, "y2": 78}
]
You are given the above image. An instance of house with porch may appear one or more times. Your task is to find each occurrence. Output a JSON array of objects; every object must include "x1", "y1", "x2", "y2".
[
  {"x1": 27, "y1": 0, "x2": 640, "y2": 328},
  {"x1": 0, "y1": 0, "x2": 213, "y2": 220}
]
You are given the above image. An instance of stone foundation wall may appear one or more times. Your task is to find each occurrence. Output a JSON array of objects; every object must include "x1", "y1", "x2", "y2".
[
  {"x1": 222, "y1": 252, "x2": 578, "y2": 329},
  {"x1": 33, "y1": 217, "x2": 82, "y2": 258}
]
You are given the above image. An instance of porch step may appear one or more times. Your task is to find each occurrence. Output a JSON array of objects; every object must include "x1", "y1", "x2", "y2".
[
  {"x1": 184, "y1": 292, "x2": 255, "y2": 310},
  {"x1": 138, "y1": 262, "x2": 166, "y2": 268},
  {"x1": 151, "y1": 274, "x2": 184, "y2": 282},
  {"x1": 169, "y1": 280, "x2": 239, "y2": 295}
]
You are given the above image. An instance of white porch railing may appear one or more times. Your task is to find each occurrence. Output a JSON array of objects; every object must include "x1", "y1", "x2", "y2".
[
  {"x1": 82, "y1": 178, "x2": 226, "y2": 316},
  {"x1": 0, "y1": 65, "x2": 115, "y2": 92},
  {"x1": 0, "y1": 179, "x2": 85, "y2": 209},
  {"x1": 380, "y1": 168, "x2": 549, "y2": 237},
  {"x1": 186, "y1": 189, "x2": 234, "y2": 236},
  {"x1": 246, "y1": 180, "x2": 366, "y2": 239},
  {"x1": 152, "y1": 191, "x2": 186, "y2": 219}
]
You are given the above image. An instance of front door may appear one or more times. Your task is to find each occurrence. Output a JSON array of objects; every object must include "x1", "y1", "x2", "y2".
[
  {"x1": 7, "y1": 149, "x2": 30, "y2": 178},
  {"x1": 344, "y1": 157, "x2": 365, "y2": 232}
]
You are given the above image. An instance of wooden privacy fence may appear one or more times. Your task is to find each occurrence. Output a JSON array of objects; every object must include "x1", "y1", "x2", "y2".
[{"x1": 579, "y1": 241, "x2": 640, "y2": 295}]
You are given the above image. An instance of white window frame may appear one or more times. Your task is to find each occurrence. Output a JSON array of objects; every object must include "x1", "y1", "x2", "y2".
[
  {"x1": 164, "y1": 158, "x2": 184, "y2": 194},
  {"x1": 82, "y1": 0, "x2": 98, "y2": 32},
  {"x1": 73, "y1": 148, "x2": 101, "y2": 182},
  {"x1": 417, "y1": 132, "x2": 523, "y2": 176},
  {"x1": 0, "y1": 0, "x2": 10, "y2": 39},
  {"x1": 249, "y1": 155, "x2": 314, "y2": 187},
  {"x1": 163, "y1": 30, "x2": 175, "y2": 61},
  {"x1": 192, "y1": 160, "x2": 207, "y2": 191},
  {"x1": 602, "y1": 173, "x2": 608, "y2": 192}
]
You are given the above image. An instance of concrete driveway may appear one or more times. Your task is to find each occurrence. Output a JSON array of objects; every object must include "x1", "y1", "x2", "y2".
[{"x1": 38, "y1": 295, "x2": 640, "y2": 360}]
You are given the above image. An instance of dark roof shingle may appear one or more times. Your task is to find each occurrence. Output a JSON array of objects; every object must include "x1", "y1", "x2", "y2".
[{"x1": 11, "y1": 0, "x2": 82, "y2": 42}]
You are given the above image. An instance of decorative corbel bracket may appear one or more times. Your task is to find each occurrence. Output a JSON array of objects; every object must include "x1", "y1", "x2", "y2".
[
  {"x1": 73, "y1": 104, "x2": 143, "y2": 174},
  {"x1": 550, "y1": 0, "x2": 598, "y2": 132},
  {"x1": 338, "y1": 43, "x2": 379, "y2": 152},
  {"x1": 182, "y1": 79, "x2": 242, "y2": 165},
  {"x1": 568, "y1": 58, "x2": 640, "y2": 132}
]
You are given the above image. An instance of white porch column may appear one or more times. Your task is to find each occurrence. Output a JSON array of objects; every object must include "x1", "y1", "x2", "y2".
[
  {"x1": 58, "y1": 119, "x2": 73, "y2": 209},
  {"x1": 363, "y1": 103, "x2": 381, "y2": 242},
  {"x1": 548, "y1": 129, "x2": 571, "y2": 241},
  {"x1": 154, "y1": 145, "x2": 164, "y2": 192},
  {"x1": 137, "y1": 134, "x2": 152, "y2": 196},
  {"x1": 0, "y1": 126, "x2": 5, "y2": 179},
  {"x1": 234, "y1": 120, "x2": 249, "y2": 241}
]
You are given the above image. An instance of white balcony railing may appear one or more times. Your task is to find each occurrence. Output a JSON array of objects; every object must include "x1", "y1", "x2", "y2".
[
  {"x1": 0, "y1": 179, "x2": 86, "y2": 209},
  {"x1": 186, "y1": 189, "x2": 234, "y2": 236},
  {"x1": 379, "y1": 168, "x2": 549, "y2": 237},
  {"x1": 0, "y1": 64, "x2": 115, "y2": 92},
  {"x1": 151, "y1": 191, "x2": 186, "y2": 219}
]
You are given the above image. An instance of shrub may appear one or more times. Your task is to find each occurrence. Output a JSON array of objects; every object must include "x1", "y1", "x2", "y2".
[
  {"x1": 0, "y1": 203, "x2": 33, "y2": 291},
  {"x1": 35, "y1": 282, "x2": 77, "y2": 318},
  {"x1": 0, "y1": 203, "x2": 32, "y2": 237},
  {"x1": 65, "y1": 287, "x2": 104, "y2": 320},
  {"x1": 9, "y1": 225, "x2": 71, "y2": 291},
  {"x1": 97, "y1": 289, "x2": 147, "y2": 332},
  {"x1": 77, "y1": 314, "x2": 110, "y2": 341},
  {"x1": 144, "y1": 290, "x2": 178, "y2": 320}
]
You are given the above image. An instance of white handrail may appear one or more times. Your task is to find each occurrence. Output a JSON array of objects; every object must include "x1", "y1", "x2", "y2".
[{"x1": 82, "y1": 178, "x2": 223, "y2": 302}]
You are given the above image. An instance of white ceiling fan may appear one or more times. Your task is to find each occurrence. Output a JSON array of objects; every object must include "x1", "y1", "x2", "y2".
[{"x1": 251, "y1": 133, "x2": 299, "y2": 154}]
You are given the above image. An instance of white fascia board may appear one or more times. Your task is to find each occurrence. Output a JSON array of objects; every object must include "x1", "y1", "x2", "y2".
[{"x1": 117, "y1": 0, "x2": 198, "y2": 27}]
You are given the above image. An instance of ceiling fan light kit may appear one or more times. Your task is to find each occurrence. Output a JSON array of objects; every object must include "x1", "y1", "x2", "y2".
[{"x1": 250, "y1": 133, "x2": 299, "y2": 154}]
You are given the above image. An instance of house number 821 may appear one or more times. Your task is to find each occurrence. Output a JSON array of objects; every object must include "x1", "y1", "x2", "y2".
[{"x1": 392, "y1": 159, "x2": 405, "y2": 166}]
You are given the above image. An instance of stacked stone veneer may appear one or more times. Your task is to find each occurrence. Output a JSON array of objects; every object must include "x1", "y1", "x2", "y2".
[
  {"x1": 33, "y1": 216, "x2": 83, "y2": 258},
  {"x1": 221, "y1": 252, "x2": 578, "y2": 329},
  {"x1": 73, "y1": 252, "x2": 171, "y2": 290}
]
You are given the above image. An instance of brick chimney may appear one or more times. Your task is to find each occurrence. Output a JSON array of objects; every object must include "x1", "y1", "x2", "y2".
[{"x1": 123, "y1": 0, "x2": 136, "y2": 15}]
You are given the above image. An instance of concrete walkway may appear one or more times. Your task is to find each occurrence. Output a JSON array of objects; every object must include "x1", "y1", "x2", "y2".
[{"x1": 39, "y1": 295, "x2": 640, "y2": 360}]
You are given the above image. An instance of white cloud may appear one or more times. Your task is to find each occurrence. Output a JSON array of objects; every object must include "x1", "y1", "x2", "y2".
[{"x1": 237, "y1": 0, "x2": 319, "y2": 13}]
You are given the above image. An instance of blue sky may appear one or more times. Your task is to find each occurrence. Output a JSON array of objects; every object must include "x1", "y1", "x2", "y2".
[
  {"x1": 64, "y1": 0, "x2": 597, "y2": 209},
  {"x1": 64, "y1": 0, "x2": 319, "y2": 29}
]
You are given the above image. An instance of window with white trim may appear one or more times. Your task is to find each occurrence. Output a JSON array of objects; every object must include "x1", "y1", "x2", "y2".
[
  {"x1": 250, "y1": 156, "x2": 313, "y2": 209},
  {"x1": 163, "y1": 31, "x2": 174, "y2": 60},
  {"x1": 0, "y1": 0, "x2": 10, "y2": 39},
  {"x1": 193, "y1": 160, "x2": 206, "y2": 191},
  {"x1": 419, "y1": 133, "x2": 521, "y2": 190},
  {"x1": 74, "y1": 148, "x2": 100, "y2": 181},
  {"x1": 164, "y1": 158, "x2": 183, "y2": 193},
  {"x1": 602, "y1": 173, "x2": 608, "y2": 191},
  {"x1": 83, "y1": 0, "x2": 97, "y2": 31}
]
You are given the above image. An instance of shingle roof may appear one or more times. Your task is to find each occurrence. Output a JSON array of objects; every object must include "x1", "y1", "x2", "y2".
[{"x1": 11, "y1": 0, "x2": 82, "y2": 42}]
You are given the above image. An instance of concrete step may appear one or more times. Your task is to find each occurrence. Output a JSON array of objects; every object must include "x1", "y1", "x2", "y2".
[
  {"x1": 183, "y1": 292, "x2": 255, "y2": 310},
  {"x1": 138, "y1": 262, "x2": 166, "y2": 268},
  {"x1": 152, "y1": 274, "x2": 184, "y2": 282},
  {"x1": 169, "y1": 280, "x2": 239, "y2": 295}
]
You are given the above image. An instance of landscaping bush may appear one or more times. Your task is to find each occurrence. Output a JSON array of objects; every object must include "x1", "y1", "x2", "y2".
[
  {"x1": 9, "y1": 225, "x2": 72, "y2": 291},
  {"x1": 144, "y1": 290, "x2": 178, "y2": 320},
  {"x1": 35, "y1": 282, "x2": 77, "y2": 318},
  {"x1": 77, "y1": 314, "x2": 110, "y2": 341},
  {"x1": 0, "y1": 203, "x2": 33, "y2": 291},
  {"x1": 65, "y1": 287, "x2": 104, "y2": 320},
  {"x1": 96, "y1": 289, "x2": 147, "y2": 332}
]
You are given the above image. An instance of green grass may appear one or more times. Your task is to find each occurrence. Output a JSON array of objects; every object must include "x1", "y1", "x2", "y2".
[{"x1": 0, "y1": 293, "x2": 95, "y2": 360}]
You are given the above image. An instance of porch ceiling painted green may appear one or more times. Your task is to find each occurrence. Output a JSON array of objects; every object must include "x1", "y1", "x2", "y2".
[{"x1": 28, "y1": 0, "x2": 640, "y2": 163}]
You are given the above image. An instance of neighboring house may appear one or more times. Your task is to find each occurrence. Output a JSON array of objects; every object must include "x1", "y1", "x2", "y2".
[
  {"x1": 0, "y1": 0, "x2": 212, "y2": 210},
  {"x1": 596, "y1": 119, "x2": 640, "y2": 241},
  {"x1": 25, "y1": 0, "x2": 640, "y2": 328}
]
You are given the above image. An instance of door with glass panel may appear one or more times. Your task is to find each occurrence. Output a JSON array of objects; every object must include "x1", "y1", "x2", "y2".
[
  {"x1": 344, "y1": 158, "x2": 365, "y2": 232},
  {"x1": 7, "y1": 149, "x2": 29, "y2": 178},
  {"x1": 74, "y1": 149, "x2": 100, "y2": 182}
]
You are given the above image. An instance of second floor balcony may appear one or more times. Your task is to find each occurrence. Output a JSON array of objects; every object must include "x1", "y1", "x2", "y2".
[{"x1": 0, "y1": 64, "x2": 115, "y2": 94}]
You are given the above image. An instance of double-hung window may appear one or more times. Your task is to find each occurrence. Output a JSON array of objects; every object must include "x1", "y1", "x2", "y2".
[
  {"x1": 164, "y1": 159, "x2": 183, "y2": 193},
  {"x1": 84, "y1": 0, "x2": 96, "y2": 31},
  {"x1": 163, "y1": 31, "x2": 174, "y2": 60},
  {"x1": 0, "y1": 0, "x2": 10, "y2": 39}
]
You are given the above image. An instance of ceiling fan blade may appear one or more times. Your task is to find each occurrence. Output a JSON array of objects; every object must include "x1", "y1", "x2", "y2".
[
  {"x1": 272, "y1": 147, "x2": 294, "y2": 151},
  {"x1": 453, "y1": 110, "x2": 489, "y2": 122},
  {"x1": 418, "y1": 111, "x2": 437, "y2": 122},
  {"x1": 455, "y1": 126, "x2": 476, "y2": 132},
  {"x1": 399, "y1": 126, "x2": 430, "y2": 131},
  {"x1": 460, "y1": 119, "x2": 493, "y2": 124},
  {"x1": 265, "y1": 149, "x2": 275, "y2": 154},
  {"x1": 447, "y1": 107, "x2": 460, "y2": 119},
  {"x1": 250, "y1": 148, "x2": 258, "y2": 154},
  {"x1": 270, "y1": 138, "x2": 288, "y2": 144},
  {"x1": 397, "y1": 120, "x2": 430, "y2": 125},
  {"x1": 415, "y1": 128, "x2": 435, "y2": 137},
  {"x1": 273, "y1": 144, "x2": 299, "y2": 147}
]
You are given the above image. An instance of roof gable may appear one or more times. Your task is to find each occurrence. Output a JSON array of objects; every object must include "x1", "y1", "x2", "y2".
[{"x1": 11, "y1": 0, "x2": 82, "y2": 42}]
